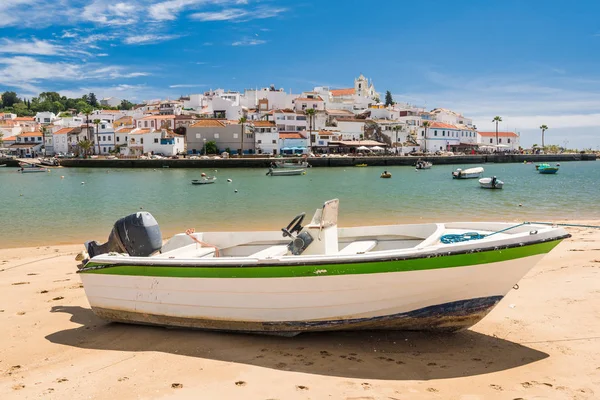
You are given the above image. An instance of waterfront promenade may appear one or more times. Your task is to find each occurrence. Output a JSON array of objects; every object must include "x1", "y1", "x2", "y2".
[{"x1": 5, "y1": 152, "x2": 594, "y2": 169}]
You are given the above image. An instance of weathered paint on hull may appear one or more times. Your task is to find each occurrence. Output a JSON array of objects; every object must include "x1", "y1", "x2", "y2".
[{"x1": 91, "y1": 296, "x2": 503, "y2": 336}]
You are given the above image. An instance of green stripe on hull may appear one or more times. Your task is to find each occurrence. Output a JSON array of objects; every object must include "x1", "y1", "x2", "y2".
[{"x1": 79, "y1": 239, "x2": 563, "y2": 279}]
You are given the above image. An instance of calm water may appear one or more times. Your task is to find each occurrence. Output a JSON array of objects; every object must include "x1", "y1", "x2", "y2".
[{"x1": 1, "y1": 161, "x2": 599, "y2": 248}]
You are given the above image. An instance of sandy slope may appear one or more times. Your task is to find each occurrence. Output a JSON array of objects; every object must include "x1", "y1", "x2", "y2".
[{"x1": 0, "y1": 226, "x2": 599, "y2": 400}]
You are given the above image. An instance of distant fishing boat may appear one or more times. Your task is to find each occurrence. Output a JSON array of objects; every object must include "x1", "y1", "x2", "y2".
[
  {"x1": 537, "y1": 163, "x2": 559, "y2": 174},
  {"x1": 266, "y1": 168, "x2": 306, "y2": 176},
  {"x1": 452, "y1": 167, "x2": 484, "y2": 179},
  {"x1": 380, "y1": 171, "x2": 392, "y2": 178},
  {"x1": 415, "y1": 160, "x2": 432, "y2": 170},
  {"x1": 191, "y1": 177, "x2": 217, "y2": 185},
  {"x1": 355, "y1": 163, "x2": 368, "y2": 167},
  {"x1": 0, "y1": 164, "x2": 6, "y2": 167},
  {"x1": 479, "y1": 177, "x2": 504, "y2": 189},
  {"x1": 77, "y1": 198, "x2": 570, "y2": 335},
  {"x1": 273, "y1": 161, "x2": 310, "y2": 168}
]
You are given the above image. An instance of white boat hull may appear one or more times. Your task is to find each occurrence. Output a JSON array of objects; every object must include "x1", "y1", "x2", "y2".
[
  {"x1": 479, "y1": 177, "x2": 504, "y2": 189},
  {"x1": 80, "y1": 254, "x2": 544, "y2": 334}
]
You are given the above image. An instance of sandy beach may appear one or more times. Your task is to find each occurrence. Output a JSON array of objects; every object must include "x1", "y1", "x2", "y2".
[{"x1": 1, "y1": 224, "x2": 599, "y2": 400}]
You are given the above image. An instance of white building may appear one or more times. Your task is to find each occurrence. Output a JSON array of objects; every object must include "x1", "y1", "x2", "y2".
[
  {"x1": 477, "y1": 131, "x2": 520, "y2": 151},
  {"x1": 136, "y1": 115, "x2": 175, "y2": 130},
  {"x1": 270, "y1": 110, "x2": 307, "y2": 132},
  {"x1": 94, "y1": 122, "x2": 116, "y2": 154},
  {"x1": 251, "y1": 121, "x2": 279, "y2": 155},
  {"x1": 279, "y1": 132, "x2": 308, "y2": 154},
  {"x1": 35, "y1": 112, "x2": 57, "y2": 124},
  {"x1": 242, "y1": 86, "x2": 297, "y2": 111},
  {"x1": 331, "y1": 118, "x2": 366, "y2": 141},
  {"x1": 293, "y1": 94, "x2": 325, "y2": 112},
  {"x1": 100, "y1": 97, "x2": 121, "y2": 107},
  {"x1": 10, "y1": 132, "x2": 44, "y2": 157},
  {"x1": 53, "y1": 127, "x2": 74, "y2": 155},
  {"x1": 119, "y1": 129, "x2": 184, "y2": 156},
  {"x1": 422, "y1": 122, "x2": 461, "y2": 153},
  {"x1": 430, "y1": 108, "x2": 473, "y2": 127},
  {"x1": 91, "y1": 110, "x2": 126, "y2": 123}
]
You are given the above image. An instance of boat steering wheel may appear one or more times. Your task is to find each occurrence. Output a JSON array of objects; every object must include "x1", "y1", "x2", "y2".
[{"x1": 282, "y1": 213, "x2": 305, "y2": 238}]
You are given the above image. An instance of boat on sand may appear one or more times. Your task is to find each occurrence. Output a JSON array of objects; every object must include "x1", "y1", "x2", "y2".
[{"x1": 77, "y1": 199, "x2": 569, "y2": 336}]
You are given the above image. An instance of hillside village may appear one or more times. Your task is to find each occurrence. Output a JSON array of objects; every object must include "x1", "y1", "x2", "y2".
[{"x1": 0, "y1": 74, "x2": 520, "y2": 159}]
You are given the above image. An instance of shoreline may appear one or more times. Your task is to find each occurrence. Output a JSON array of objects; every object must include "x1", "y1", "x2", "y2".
[
  {"x1": 2, "y1": 152, "x2": 594, "y2": 169},
  {"x1": 1, "y1": 223, "x2": 599, "y2": 399}
]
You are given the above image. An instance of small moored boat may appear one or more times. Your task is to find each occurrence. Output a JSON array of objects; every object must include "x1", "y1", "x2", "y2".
[
  {"x1": 0, "y1": 164, "x2": 6, "y2": 167},
  {"x1": 415, "y1": 160, "x2": 432, "y2": 170},
  {"x1": 452, "y1": 167, "x2": 484, "y2": 179},
  {"x1": 77, "y1": 199, "x2": 569, "y2": 335},
  {"x1": 380, "y1": 171, "x2": 392, "y2": 178},
  {"x1": 479, "y1": 177, "x2": 504, "y2": 189},
  {"x1": 355, "y1": 163, "x2": 368, "y2": 167},
  {"x1": 266, "y1": 168, "x2": 306, "y2": 176},
  {"x1": 191, "y1": 177, "x2": 217, "y2": 185},
  {"x1": 537, "y1": 163, "x2": 559, "y2": 174},
  {"x1": 39, "y1": 158, "x2": 59, "y2": 167},
  {"x1": 273, "y1": 161, "x2": 310, "y2": 168}
]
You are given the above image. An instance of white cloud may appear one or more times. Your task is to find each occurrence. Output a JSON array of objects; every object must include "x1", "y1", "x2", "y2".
[
  {"x1": 0, "y1": 56, "x2": 149, "y2": 93},
  {"x1": 97, "y1": 53, "x2": 109, "y2": 57},
  {"x1": 149, "y1": 0, "x2": 205, "y2": 21},
  {"x1": 231, "y1": 38, "x2": 266, "y2": 46},
  {"x1": 0, "y1": 39, "x2": 63, "y2": 56},
  {"x1": 82, "y1": 0, "x2": 139, "y2": 26},
  {"x1": 123, "y1": 34, "x2": 182, "y2": 45},
  {"x1": 191, "y1": 6, "x2": 286, "y2": 22}
]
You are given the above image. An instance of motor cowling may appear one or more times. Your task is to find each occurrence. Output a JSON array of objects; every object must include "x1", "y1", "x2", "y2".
[{"x1": 85, "y1": 212, "x2": 162, "y2": 258}]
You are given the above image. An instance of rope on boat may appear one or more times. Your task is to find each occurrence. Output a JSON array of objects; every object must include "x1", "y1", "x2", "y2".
[
  {"x1": 185, "y1": 228, "x2": 220, "y2": 257},
  {"x1": 440, "y1": 221, "x2": 600, "y2": 244}
]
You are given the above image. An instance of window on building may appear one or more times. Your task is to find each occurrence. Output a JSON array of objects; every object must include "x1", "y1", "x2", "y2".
[
  {"x1": 103, "y1": 147, "x2": 106, "y2": 153},
  {"x1": 257, "y1": 139, "x2": 262, "y2": 144},
  {"x1": 103, "y1": 136, "x2": 106, "y2": 141},
  {"x1": 272, "y1": 140, "x2": 276, "y2": 144},
  {"x1": 102, "y1": 125, "x2": 106, "y2": 129},
  {"x1": 246, "y1": 134, "x2": 253, "y2": 139},
  {"x1": 117, "y1": 136, "x2": 120, "y2": 142},
  {"x1": 434, "y1": 131, "x2": 438, "y2": 136},
  {"x1": 302, "y1": 104, "x2": 307, "y2": 110},
  {"x1": 233, "y1": 133, "x2": 239, "y2": 139},
  {"x1": 141, "y1": 138, "x2": 144, "y2": 144},
  {"x1": 154, "y1": 138, "x2": 159, "y2": 143},
  {"x1": 490, "y1": 138, "x2": 493, "y2": 143},
  {"x1": 144, "y1": 121, "x2": 148, "y2": 128},
  {"x1": 313, "y1": 104, "x2": 317, "y2": 109},
  {"x1": 508, "y1": 138, "x2": 511, "y2": 143},
  {"x1": 214, "y1": 133, "x2": 219, "y2": 139},
  {"x1": 442, "y1": 131, "x2": 445, "y2": 136},
  {"x1": 195, "y1": 133, "x2": 201, "y2": 139}
]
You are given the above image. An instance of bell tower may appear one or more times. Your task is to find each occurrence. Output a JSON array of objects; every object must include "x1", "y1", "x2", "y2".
[{"x1": 354, "y1": 74, "x2": 367, "y2": 97}]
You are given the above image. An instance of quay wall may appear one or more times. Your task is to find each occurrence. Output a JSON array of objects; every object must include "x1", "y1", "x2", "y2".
[{"x1": 4, "y1": 153, "x2": 596, "y2": 169}]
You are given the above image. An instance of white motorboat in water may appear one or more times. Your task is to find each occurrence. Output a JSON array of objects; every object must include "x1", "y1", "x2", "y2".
[
  {"x1": 273, "y1": 161, "x2": 310, "y2": 168},
  {"x1": 77, "y1": 199, "x2": 568, "y2": 336},
  {"x1": 452, "y1": 167, "x2": 484, "y2": 179},
  {"x1": 266, "y1": 168, "x2": 306, "y2": 176},
  {"x1": 479, "y1": 177, "x2": 504, "y2": 189}
]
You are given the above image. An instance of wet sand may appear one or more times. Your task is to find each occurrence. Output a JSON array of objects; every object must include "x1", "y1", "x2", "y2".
[{"x1": 1, "y1": 224, "x2": 599, "y2": 399}]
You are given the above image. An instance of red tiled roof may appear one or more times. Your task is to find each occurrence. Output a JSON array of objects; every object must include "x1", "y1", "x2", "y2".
[
  {"x1": 335, "y1": 118, "x2": 366, "y2": 123},
  {"x1": 478, "y1": 131, "x2": 518, "y2": 138},
  {"x1": 19, "y1": 132, "x2": 43, "y2": 137},
  {"x1": 331, "y1": 88, "x2": 355, "y2": 96},
  {"x1": 190, "y1": 119, "x2": 226, "y2": 128},
  {"x1": 130, "y1": 129, "x2": 151, "y2": 135},
  {"x1": 54, "y1": 128, "x2": 74, "y2": 135},
  {"x1": 279, "y1": 132, "x2": 306, "y2": 139},
  {"x1": 429, "y1": 122, "x2": 458, "y2": 130},
  {"x1": 116, "y1": 127, "x2": 135, "y2": 133},
  {"x1": 3, "y1": 135, "x2": 16, "y2": 141},
  {"x1": 14, "y1": 117, "x2": 35, "y2": 121},
  {"x1": 250, "y1": 121, "x2": 275, "y2": 127},
  {"x1": 140, "y1": 115, "x2": 175, "y2": 120}
]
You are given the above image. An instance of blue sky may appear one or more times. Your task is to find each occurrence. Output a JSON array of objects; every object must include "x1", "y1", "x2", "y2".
[{"x1": 1, "y1": 0, "x2": 599, "y2": 149}]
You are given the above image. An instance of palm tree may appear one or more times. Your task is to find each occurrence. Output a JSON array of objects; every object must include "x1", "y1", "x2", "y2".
[
  {"x1": 540, "y1": 124, "x2": 549, "y2": 148},
  {"x1": 492, "y1": 116, "x2": 502, "y2": 146},
  {"x1": 392, "y1": 125, "x2": 403, "y2": 155},
  {"x1": 305, "y1": 108, "x2": 316, "y2": 153},
  {"x1": 93, "y1": 119, "x2": 101, "y2": 155},
  {"x1": 422, "y1": 121, "x2": 430, "y2": 153},
  {"x1": 77, "y1": 139, "x2": 93, "y2": 158},
  {"x1": 238, "y1": 117, "x2": 247, "y2": 157}
]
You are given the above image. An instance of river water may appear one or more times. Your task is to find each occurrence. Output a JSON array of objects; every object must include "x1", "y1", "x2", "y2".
[{"x1": 1, "y1": 161, "x2": 598, "y2": 248}]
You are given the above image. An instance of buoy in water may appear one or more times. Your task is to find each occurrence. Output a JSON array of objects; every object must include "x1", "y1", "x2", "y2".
[
  {"x1": 61, "y1": 176, "x2": 64, "y2": 179},
  {"x1": 227, "y1": 179, "x2": 232, "y2": 182},
  {"x1": 234, "y1": 189, "x2": 238, "y2": 193},
  {"x1": 518, "y1": 203, "x2": 522, "y2": 207},
  {"x1": 201, "y1": 173, "x2": 206, "y2": 177},
  {"x1": 81, "y1": 182, "x2": 85, "y2": 185}
]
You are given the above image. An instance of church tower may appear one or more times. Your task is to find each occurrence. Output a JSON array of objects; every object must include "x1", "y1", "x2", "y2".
[{"x1": 354, "y1": 74, "x2": 368, "y2": 97}]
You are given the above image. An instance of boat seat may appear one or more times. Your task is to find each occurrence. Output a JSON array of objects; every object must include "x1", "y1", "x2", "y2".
[
  {"x1": 155, "y1": 244, "x2": 216, "y2": 259},
  {"x1": 249, "y1": 245, "x2": 289, "y2": 259},
  {"x1": 338, "y1": 240, "x2": 377, "y2": 255}
]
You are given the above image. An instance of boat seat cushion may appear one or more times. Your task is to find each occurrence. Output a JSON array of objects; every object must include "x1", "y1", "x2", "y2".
[
  {"x1": 250, "y1": 245, "x2": 289, "y2": 258},
  {"x1": 338, "y1": 240, "x2": 377, "y2": 255}
]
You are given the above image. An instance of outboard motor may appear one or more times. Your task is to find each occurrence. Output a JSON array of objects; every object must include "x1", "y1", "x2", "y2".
[{"x1": 85, "y1": 212, "x2": 162, "y2": 258}]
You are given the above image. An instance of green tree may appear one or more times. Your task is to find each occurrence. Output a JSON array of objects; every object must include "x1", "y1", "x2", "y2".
[
  {"x1": 80, "y1": 105, "x2": 93, "y2": 142},
  {"x1": 238, "y1": 117, "x2": 247, "y2": 156},
  {"x1": 120, "y1": 100, "x2": 134, "y2": 110},
  {"x1": 93, "y1": 119, "x2": 102, "y2": 154},
  {"x1": 13, "y1": 102, "x2": 34, "y2": 117},
  {"x1": 39, "y1": 92, "x2": 61, "y2": 104},
  {"x1": 385, "y1": 91, "x2": 393, "y2": 106},
  {"x1": 52, "y1": 101, "x2": 64, "y2": 114},
  {"x1": 492, "y1": 116, "x2": 502, "y2": 146},
  {"x1": 539, "y1": 124, "x2": 549, "y2": 148},
  {"x1": 392, "y1": 125, "x2": 403, "y2": 154},
  {"x1": 305, "y1": 108, "x2": 316, "y2": 152},
  {"x1": 88, "y1": 92, "x2": 98, "y2": 107},
  {"x1": 205, "y1": 140, "x2": 217, "y2": 154},
  {"x1": 77, "y1": 139, "x2": 93, "y2": 157},
  {"x1": 0, "y1": 132, "x2": 4, "y2": 146},
  {"x1": 1, "y1": 91, "x2": 19, "y2": 108}
]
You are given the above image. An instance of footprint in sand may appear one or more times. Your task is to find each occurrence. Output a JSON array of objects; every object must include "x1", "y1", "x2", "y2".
[
  {"x1": 521, "y1": 382, "x2": 533, "y2": 388},
  {"x1": 52, "y1": 296, "x2": 64, "y2": 301},
  {"x1": 426, "y1": 388, "x2": 439, "y2": 393},
  {"x1": 12, "y1": 282, "x2": 30, "y2": 285},
  {"x1": 235, "y1": 381, "x2": 246, "y2": 387},
  {"x1": 296, "y1": 385, "x2": 309, "y2": 391},
  {"x1": 275, "y1": 362, "x2": 287, "y2": 369},
  {"x1": 40, "y1": 290, "x2": 49, "y2": 294},
  {"x1": 118, "y1": 377, "x2": 129, "y2": 382},
  {"x1": 171, "y1": 383, "x2": 183, "y2": 389},
  {"x1": 17, "y1": 311, "x2": 26, "y2": 315},
  {"x1": 12, "y1": 384, "x2": 25, "y2": 390},
  {"x1": 27, "y1": 273, "x2": 39, "y2": 276},
  {"x1": 489, "y1": 384, "x2": 503, "y2": 391},
  {"x1": 361, "y1": 383, "x2": 372, "y2": 390}
]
